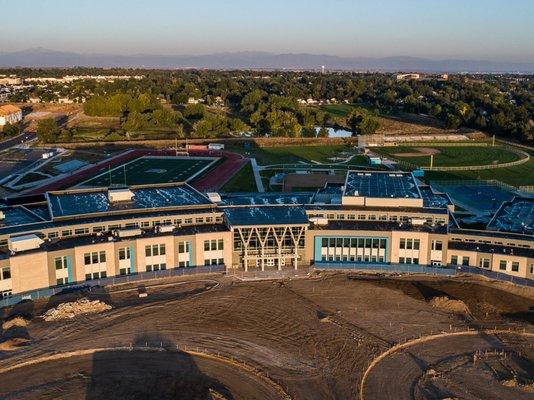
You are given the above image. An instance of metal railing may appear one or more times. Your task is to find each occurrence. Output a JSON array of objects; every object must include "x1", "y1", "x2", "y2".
[{"x1": 0, "y1": 265, "x2": 225, "y2": 308}]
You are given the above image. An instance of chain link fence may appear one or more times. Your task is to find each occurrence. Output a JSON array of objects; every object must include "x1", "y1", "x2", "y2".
[{"x1": 0, "y1": 265, "x2": 225, "y2": 308}]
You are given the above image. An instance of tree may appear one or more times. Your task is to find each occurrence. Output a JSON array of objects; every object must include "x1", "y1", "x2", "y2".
[
  {"x1": 37, "y1": 118, "x2": 60, "y2": 143},
  {"x1": 1, "y1": 122, "x2": 19, "y2": 138},
  {"x1": 183, "y1": 104, "x2": 205, "y2": 120},
  {"x1": 317, "y1": 126, "x2": 329, "y2": 137}
]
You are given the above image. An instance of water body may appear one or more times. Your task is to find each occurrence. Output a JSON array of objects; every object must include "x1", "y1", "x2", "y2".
[{"x1": 315, "y1": 127, "x2": 353, "y2": 138}]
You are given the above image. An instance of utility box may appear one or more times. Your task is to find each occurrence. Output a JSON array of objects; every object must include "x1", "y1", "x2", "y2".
[
  {"x1": 9, "y1": 234, "x2": 44, "y2": 252},
  {"x1": 108, "y1": 188, "x2": 134, "y2": 203}
]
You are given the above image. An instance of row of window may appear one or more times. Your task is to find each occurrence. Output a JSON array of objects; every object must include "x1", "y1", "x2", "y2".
[
  {"x1": 309, "y1": 212, "x2": 446, "y2": 225},
  {"x1": 399, "y1": 257, "x2": 419, "y2": 264},
  {"x1": 146, "y1": 263, "x2": 166, "y2": 272},
  {"x1": 204, "y1": 258, "x2": 224, "y2": 266},
  {"x1": 321, "y1": 237, "x2": 387, "y2": 250},
  {"x1": 399, "y1": 238, "x2": 420, "y2": 250},
  {"x1": 321, "y1": 255, "x2": 386, "y2": 263},
  {"x1": 47, "y1": 215, "x2": 224, "y2": 240},
  {"x1": 84, "y1": 251, "x2": 106, "y2": 265},
  {"x1": 145, "y1": 244, "x2": 166, "y2": 257},
  {"x1": 204, "y1": 239, "x2": 224, "y2": 252}
]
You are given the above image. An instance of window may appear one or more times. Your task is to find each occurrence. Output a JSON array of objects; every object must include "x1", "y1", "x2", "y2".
[
  {"x1": 400, "y1": 239, "x2": 406, "y2": 249},
  {"x1": 84, "y1": 252, "x2": 106, "y2": 265},
  {"x1": 178, "y1": 241, "x2": 189, "y2": 254},
  {"x1": 450, "y1": 255, "x2": 458, "y2": 265},
  {"x1": 196, "y1": 217, "x2": 204, "y2": 223},
  {"x1": 499, "y1": 260, "x2": 507, "y2": 271},
  {"x1": 462, "y1": 257, "x2": 470, "y2": 266},
  {"x1": 119, "y1": 267, "x2": 131, "y2": 275},
  {"x1": 414, "y1": 240, "x2": 420, "y2": 250},
  {"x1": 118, "y1": 247, "x2": 130, "y2": 260},
  {"x1": 178, "y1": 261, "x2": 190, "y2": 268},
  {"x1": 75, "y1": 228, "x2": 89, "y2": 235},
  {"x1": 1, "y1": 267, "x2": 11, "y2": 280},
  {"x1": 61, "y1": 230, "x2": 72, "y2": 237},
  {"x1": 184, "y1": 218, "x2": 193, "y2": 224},
  {"x1": 54, "y1": 256, "x2": 68, "y2": 270},
  {"x1": 479, "y1": 258, "x2": 490, "y2": 269},
  {"x1": 56, "y1": 277, "x2": 68, "y2": 286},
  {"x1": 529, "y1": 264, "x2": 534, "y2": 274},
  {"x1": 204, "y1": 241, "x2": 210, "y2": 251},
  {"x1": 48, "y1": 232, "x2": 58, "y2": 239},
  {"x1": 511, "y1": 262, "x2": 519, "y2": 272},
  {"x1": 432, "y1": 241, "x2": 443, "y2": 251}
]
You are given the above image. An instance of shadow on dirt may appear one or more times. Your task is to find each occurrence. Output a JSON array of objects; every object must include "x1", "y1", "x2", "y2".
[{"x1": 85, "y1": 333, "x2": 236, "y2": 400}]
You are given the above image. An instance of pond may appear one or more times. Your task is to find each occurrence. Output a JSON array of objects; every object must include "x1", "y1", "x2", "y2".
[{"x1": 315, "y1": 127, "x2": 353, "y2": 138}]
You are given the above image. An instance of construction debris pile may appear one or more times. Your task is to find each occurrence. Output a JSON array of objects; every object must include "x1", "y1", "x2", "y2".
[{"x1": 42, "y1": 298, "x2": 112, "y2": 321}]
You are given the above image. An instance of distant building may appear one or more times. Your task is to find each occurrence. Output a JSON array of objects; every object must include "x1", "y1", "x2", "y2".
[
  {"x1": 396, "y1": 73, "x2": 420, "y2": 81},
  {"x1": 0, "y1": 105, "x2": 22, "y2": 126},
  {"x1": 0, "y1": 77, "x2": 22, "y2": 85}
]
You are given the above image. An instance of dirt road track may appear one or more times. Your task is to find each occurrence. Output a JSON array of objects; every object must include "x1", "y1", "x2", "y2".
[
  {"x1": 361, "y1": 330, "x2": 534, "y2": 400},
  {"x1": 0, "y1": 347, "x2": 287, "y2": 400}
]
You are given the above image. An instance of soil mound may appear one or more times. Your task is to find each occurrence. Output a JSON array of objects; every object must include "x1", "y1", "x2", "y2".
[
  {"x1": 430, "y1": 296, "x2": 470, "y2": 315},
  {"x1": 2, "y1": 316, "x2": 29, "y2": 330},
  {"x1": 42, "y1": 298, "x2": 112, "y2": 321}
]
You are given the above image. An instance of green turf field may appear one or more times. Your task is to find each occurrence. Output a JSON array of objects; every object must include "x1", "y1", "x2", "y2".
[
  {"x1": 373, "y1": 145, "x2": 521, "y2": 167},
  {"x1": 79, "y1": 156, "x2": 218, "y2": 187},
  {"x1": 227, "y1": 144, "x2": 357, "y2": 166}
]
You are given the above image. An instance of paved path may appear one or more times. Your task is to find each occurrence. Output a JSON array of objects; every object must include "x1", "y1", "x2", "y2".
[{"x1": 250, "y1": 158, "x2": 265, "y2": 192}]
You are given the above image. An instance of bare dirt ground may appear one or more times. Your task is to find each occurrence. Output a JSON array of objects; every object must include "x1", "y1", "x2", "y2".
[
  {"x1": 394, "y1": 147, "x2": 442, "y2": 158},
  {"x1": 0, "y1": 272, "x2": 532, "y2": 400}
]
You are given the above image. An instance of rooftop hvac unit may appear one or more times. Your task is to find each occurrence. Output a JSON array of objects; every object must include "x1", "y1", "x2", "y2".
[
  {"x1": 309, "y1": 217, "x2": 328, "y2": 226},
  {"x1": 158, "y1": 225, "x2": 175, "y2": 233},
  {"x1": 410, "y1": 218, "x2": 426, "y2": 226},
  {"x1": 0, "y1": 211, "x2": 5, "y2": 220},
  {"x1": 108, "y1": 188, "x2": 134, "y2": 203},
  {"x1": 206, "y1": 192, "x2": 222, "y2": 203},
  {"x1": 8, "y1": 234, "x2": 44, "y2": 252},
  {"x1": 115, "y1": 228, "x2": 142, "y2": 238}
]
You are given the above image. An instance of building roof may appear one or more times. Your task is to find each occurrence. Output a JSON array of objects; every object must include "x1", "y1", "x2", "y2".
[
  {"x1": 223, "y1": 206, "x2": 309, "y2": 226},
  {"x1": 344, "y1": 171, "x2": 421, "y2": 199},
  {"x1": 220, "y1": 192, "x2": 314, "y2": 206},
  {"x1": 486, "y1": 197, "x2": 534, "y2": 235},
  {"x1": 448, "y1": 240, "x2": 533, "y2": 258},
  {"x1": 313, "y1": 220, "x2": 448, "y2": 234},
  {"x1": 419, "y1": 186, "x2": 453, "y2": 209},
  {"x1": 0, "y1": 206, "x2": 45, "y2": 227},
  {"x1": 47, "y1": 184, "x2": 213, "y2": 219},
  {"x1": 0, "y1": 104, "x2": 21, "y2": 116}
]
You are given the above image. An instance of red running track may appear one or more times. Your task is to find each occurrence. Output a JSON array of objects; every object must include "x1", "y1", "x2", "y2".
[{"x1": 25, "y1": 148, "x2": 247, "y2": 195}]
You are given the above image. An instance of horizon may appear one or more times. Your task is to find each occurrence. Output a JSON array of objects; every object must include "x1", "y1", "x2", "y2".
[{"x1": 1, "y1": 0, "x2": 533, "y2": 63}]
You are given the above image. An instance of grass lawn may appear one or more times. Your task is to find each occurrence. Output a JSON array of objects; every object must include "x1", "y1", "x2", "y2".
[
  {"x1": 424, "y1": 150, "x2": 534, "y2": 187},
  {"x1": 373, "y1": 145, "x2": 521, "y2": 167},
  {"x1": 219, "y1": 162, "x2": 257, "y2": 192},
  {"x1": 239, "y1": 145, "x2": 354, "y2": 165}
]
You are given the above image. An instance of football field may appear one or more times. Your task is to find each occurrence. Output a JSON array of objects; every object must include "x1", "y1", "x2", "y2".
[{"x1": 78, "y1": 156, "x2": 219, "y2": 187}]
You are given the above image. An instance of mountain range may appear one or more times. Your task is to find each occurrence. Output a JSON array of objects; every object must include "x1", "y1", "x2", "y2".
[{"x1": 0, "y1": 48, "x2": 533, "y2": 73}]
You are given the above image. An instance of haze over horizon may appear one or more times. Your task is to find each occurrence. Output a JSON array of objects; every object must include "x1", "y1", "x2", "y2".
[{"x1": 1, "y1": 0, "x2": 533, "y2": 64}]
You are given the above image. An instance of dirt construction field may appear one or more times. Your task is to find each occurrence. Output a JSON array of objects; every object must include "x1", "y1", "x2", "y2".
[{"x1": 0, "y1": 272, "x2": 533, "y2": 400}]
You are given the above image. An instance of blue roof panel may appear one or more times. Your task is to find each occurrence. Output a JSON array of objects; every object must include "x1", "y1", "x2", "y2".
[{"x1": 223, "y1": 206, "x2": 309, "y2": 226}]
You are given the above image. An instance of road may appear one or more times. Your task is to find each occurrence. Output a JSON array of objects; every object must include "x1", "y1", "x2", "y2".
[{"x1": 0, "y1": 131, "x2": 36, "y2": 152}]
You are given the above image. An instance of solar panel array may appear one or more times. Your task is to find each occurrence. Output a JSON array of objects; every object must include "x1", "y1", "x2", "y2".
[
  {"x1": 487, "y1": 198, "x2": 534, "y2": 235},
  {"x1": 223, "y1": 206, "x2": 309, "y2": 226},
  {"x1": 345, "y1": 172, "x2": 420, "y2": 199},
  {"x1": 419, "y1": 186, "x2": 452, "y2": 209},
  {"x1": 220, "y1": 193, "x2": 313, "y2": 206},
  {"x1": 0, "y1": 206, "x2": 44, "y2": 227},
  {"x1": 48, "y1": 185, "x2": 212, "y2": 218}
]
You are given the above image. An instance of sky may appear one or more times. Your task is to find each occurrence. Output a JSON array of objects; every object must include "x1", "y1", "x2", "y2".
[{"x1": 0, "y1": 0, "x2": 533, "y2": 62}]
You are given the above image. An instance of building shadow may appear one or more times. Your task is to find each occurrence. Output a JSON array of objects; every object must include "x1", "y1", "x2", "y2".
[{"x1": 85, "y1": 333, "x2": 235, "y2": 400}]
